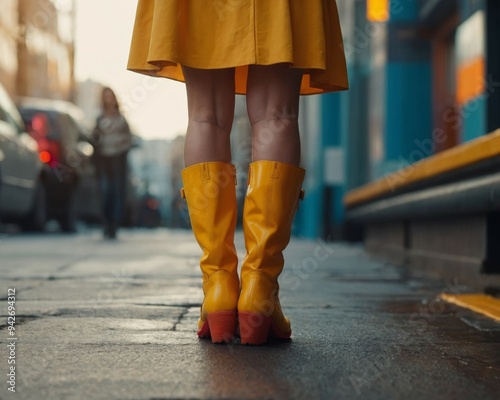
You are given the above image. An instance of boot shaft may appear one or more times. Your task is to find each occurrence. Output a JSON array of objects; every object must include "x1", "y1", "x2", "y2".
[
  {"x1": 181, "y1": 162, "x2": 238, "y2": 278},
  {"x1": 238, "y1": 160, "x2": 305, "y2": 342},
  {"x1": 242, "y1": 160, "x2": 305, "y2": 279}
]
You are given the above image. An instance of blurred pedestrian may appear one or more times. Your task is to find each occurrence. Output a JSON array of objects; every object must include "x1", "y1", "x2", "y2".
[
  {"x1": 92, "y1": 87, "x2": 132, "y2": 239},
  {"x1": 128, "y1": 1, "x2": 348, "y2": 344}
]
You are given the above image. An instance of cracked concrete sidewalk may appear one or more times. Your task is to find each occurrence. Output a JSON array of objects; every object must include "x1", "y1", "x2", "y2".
[{"x1": 0, "y1": 228, "x2": 499, "y2": 400}]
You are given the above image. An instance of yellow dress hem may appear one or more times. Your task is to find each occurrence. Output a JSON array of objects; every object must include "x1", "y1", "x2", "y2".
[{"x1": 127, "y1": 0, "x2": 349, "y2": 95}]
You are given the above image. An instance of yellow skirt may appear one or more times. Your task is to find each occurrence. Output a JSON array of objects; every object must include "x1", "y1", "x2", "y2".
[{"x1": 127, "y1": 0, "x2": 349, "y2": 95}]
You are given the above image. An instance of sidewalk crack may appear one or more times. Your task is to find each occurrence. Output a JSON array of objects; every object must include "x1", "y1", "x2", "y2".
[{"x1": 171, "y1": 307, "x2": 189, "y2": 331}]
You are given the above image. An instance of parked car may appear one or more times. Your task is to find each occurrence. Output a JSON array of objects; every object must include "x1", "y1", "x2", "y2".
[
  {"x1": 17, "y1": 98, "x2": 101, "y2": 231},
  {"x1": 0, "y1": 84, "x2": 46, "y2": 231}
]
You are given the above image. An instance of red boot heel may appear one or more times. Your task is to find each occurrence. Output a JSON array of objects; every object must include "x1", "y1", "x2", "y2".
[
  {"x1": 238, "y1": 312, "x2": 272, "y2": 345},
  {"x1": 204, "y1": 310, "x2": 237, "y2": 343}
]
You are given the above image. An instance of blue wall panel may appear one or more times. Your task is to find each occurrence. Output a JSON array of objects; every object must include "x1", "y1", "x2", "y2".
[
  {"x1": 321, "y1": 92, "x2": 347, "y2": 228},
  {"x1": 390, "y1": 0, "x2": 418, "y2": 22},
  {"x1": 461, "y1": 96, "x2": 487, "y2": 142},
  {"x1": 385, "y1": 62, "x2": 433, "y2": 163},
  {"x1": 294, "y1": 186, "x2": 323, "y2": 238},
  {"x1": 294, "y1": 87, "x2": 347, "y2": 238}
]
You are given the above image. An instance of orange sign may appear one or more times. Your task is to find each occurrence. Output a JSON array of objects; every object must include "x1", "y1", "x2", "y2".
[
  {"x1": 457, "y1": 57, "x2": 485, "y2": 106},
  {"x1": 367, "y1": 0, "x2": 389, "y2": 22},
  {"x1": 456, "y1": 11, "x2": 485, "y2": 105}
]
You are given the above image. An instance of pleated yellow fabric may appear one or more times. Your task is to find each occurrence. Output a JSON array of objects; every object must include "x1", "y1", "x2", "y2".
[{"x1": 127, "y1": 0, "x2": 348, "y2": 95}]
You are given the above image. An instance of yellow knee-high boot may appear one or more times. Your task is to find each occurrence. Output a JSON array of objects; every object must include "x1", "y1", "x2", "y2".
[
  {"x1": 238, "y1": 161, "x2": 305, "y2": 345},
  {"x1": 181, "y1": 162, "x2": 239, "y2": 343}
]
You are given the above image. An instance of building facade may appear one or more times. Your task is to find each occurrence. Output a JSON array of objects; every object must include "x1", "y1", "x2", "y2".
[
  {"x1": 0, "y1": 0, "x2": 75, "y2": 100},
  {"x1": 0, "y1": 0, "x2": 19, "y2": 97},
  {"x1": 295, "y1": 0, "x2": 500, "y2": 239}
]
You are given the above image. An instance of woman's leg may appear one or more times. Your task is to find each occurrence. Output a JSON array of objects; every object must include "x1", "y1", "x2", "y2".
[
  {"x1": 246, "y1": 63, "x2": 303, "y2": 165},
  {"x1": 99, "y1": 157, "x2": 114, "y2": 237},
  {"x1": 109, "y1": 153, "x2": 128, "y2": 233},
  {"x1": 239, "y1": 64, "x2": 305, "y2": 344},
  {"x1": 182, "y1": 66, "x2": 236, "y2": 166},
  {"x1": 180, "y1": 66, "x2": 239, "y2": 343}
]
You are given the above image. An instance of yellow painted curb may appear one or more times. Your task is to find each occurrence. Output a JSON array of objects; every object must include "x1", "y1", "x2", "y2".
[
  {"x1": 344, "y1": 128, "x2": 500, "y2": 208},
  {"x1": 440, "y1": 293, "x2": 500, "y2": 322}
]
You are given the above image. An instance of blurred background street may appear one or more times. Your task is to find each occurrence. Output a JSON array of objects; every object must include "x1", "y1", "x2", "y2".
[
  {"x1": 1, "y1": 0, "x2": 500, "y2": 239},
  {"x1": 2, "y1": 0, "x2": 500, "y2": 398}
]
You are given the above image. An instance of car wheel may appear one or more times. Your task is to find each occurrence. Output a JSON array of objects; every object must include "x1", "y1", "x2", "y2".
[{"x1": 22, "y1": 180, "x2": 47, "y2": 232}]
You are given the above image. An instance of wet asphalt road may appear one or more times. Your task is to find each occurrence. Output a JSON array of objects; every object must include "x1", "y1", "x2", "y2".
[{"x1": 0, "y1": 228, "x2": 499, "y2": 400}]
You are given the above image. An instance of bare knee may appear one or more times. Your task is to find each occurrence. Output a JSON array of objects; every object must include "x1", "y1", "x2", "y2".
[
  {"x1": 247, "y1": 102, "x2": 298, "y2": 128},
  {"x1": 182, "y1": 65, "x2": 235, "y2": 135},
  {"x1": 245, "y1": 64, "x2": 302, "y2": 164},
  {"x1": 246, "y1": 99, "x2": 299, "y2": 145},
  {"x1": 189, "y1": 108, "x2": 233, "y2": 136},
  {"x1": 246, "y1": 64, "x2": 302, "y2": 126}
]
